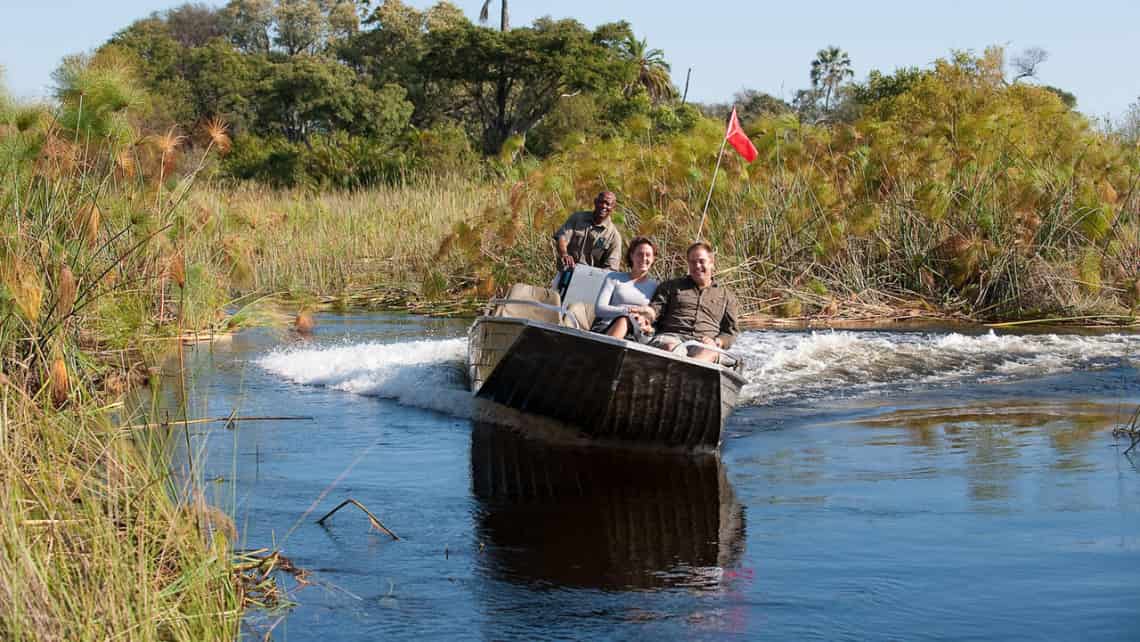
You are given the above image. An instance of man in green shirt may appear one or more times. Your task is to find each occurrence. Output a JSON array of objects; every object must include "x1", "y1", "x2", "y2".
[
  {"x1": 648, "y1": 241, "x2": 739, "y2": 363},
  {"x1": 553, "y1": 191, "x2": 623, "y2": 272}
]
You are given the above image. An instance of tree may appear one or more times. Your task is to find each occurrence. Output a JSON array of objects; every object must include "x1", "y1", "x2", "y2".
[
  {"x1": 810, "y1": 45, "x2": 853, "y2": 113},
  {"x1": 850, "y1": 67, "x2": 927, "y2": 106},
  {"x1": 734, "y1": 89, "x2": 791, "y2": 120},
  {"x1": 343, "y1": 0, "x2": 463, "y2": 127},
  {"x1": 165, "y1": 3, "x2": 227, "y2": 48},
  {"x1": 697, "y1": 90, "x2": 790, "y2": 125},
  {"x1": 422, "y1": 18, "x2": 634, "y2": 153},
  {"x1": 186, "y1": 39, "x2": 260, "y2": 133},
  {"x1": 274, "y1": 0, "x2": 326, "y2": 56},
  {"x1": 253, "y1": 55, "x2": 412, "y2": 141},
  {"x1": 327, "y1": 1, "x2": 360, "y2": 39},
  {"x1": 347, "y1": 0, "x2": 427, "y2": 84},
  {"x1": 619, "y1": 35, "x2": 674, "y2": 103},
  {"x1": 425, "y1": 2, "x2": 466, "y2": 32},
  {"x1": 478, "y1": 0, "x2": 508, "y2": 32},
  {"x1": 1010, "y1": 47, "x2": 1047, "y2": 83},
  {"x1": 222, "y1": 0, "x2": 274, "y2": 54}
]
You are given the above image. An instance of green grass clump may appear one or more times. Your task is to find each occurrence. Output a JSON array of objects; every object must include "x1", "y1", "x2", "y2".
[{"x1": 0, "y1": 395, "x2": 240, "y2": 641}]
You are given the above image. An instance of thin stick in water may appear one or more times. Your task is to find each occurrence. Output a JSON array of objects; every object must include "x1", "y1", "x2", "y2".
[{"x1": 316, "y1": 498, "x2": 399, "y2": 540}]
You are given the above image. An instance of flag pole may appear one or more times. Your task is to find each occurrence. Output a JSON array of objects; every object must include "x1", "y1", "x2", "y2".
[{"x1": 697, "y1": 109, "x2": 732, "y2": 241}]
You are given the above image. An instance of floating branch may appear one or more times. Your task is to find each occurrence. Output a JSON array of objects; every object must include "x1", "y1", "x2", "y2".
[
  {"x1": 316, "y1": 498, "x2": 400, "y2": 540},
  {"x1": 1112, "y1": 405, "x2": 1140, "y2": 456},
  {"x1": 120, "y1": 415, "x2": 314, "y2": 431},
  {"x1": 233, "y1": 548, "x2": 310, "y2": 609}
]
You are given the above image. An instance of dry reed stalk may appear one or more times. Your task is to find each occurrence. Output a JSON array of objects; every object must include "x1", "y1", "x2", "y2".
[
  {"x1": 115, "y1": 148, "x2": 136, "y2": 178},
  {"x1": 49, "y1": 357, "x2": 69, "y2": 407},
  {"x1": 76, "y1": 203, "x2": 101, "y2": 248},
  {"x1": 56, "y1": 264, "x2": 77, "y2": 319},
  {"x1": 4, "y1": 258, "x2": 43, "y2": 323},
  {"x1": 168, "y1": 252, "x2": 186, "y2": 289}
]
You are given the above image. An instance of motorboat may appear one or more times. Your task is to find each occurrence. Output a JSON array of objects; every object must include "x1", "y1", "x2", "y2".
[{"x1": 466, "y1": 265, "x2": 747, "y2": 451}]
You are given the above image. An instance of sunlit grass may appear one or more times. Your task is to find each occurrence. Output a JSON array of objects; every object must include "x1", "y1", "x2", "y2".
[
  {"x1": 0, "y1": 394, "x2": 241, "y2": 640},
  {"x1": 187, "y1": 176, "x2": 486, "y2": 298}
]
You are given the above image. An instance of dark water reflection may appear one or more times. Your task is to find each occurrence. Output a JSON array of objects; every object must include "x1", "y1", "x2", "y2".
[
  {"x1": 157, "y1": 314, "x2": 1140, "y2": 640},
  {"x1": 471, "y1": 424, "x2": 744, "y2": 591}
]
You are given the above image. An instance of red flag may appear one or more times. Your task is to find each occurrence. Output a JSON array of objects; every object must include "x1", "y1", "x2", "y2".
[{"x1": 724, "y1": 107, "x2": 757, "y2": 163}]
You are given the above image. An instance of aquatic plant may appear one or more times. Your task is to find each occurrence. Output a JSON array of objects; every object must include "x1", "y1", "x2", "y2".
[{"x1": 0, "y1": 59, "x2": 246, "y2": 640}]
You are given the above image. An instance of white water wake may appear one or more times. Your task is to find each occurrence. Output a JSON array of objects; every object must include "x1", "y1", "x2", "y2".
[
  {"x1": 256, "y1": 338, "x2": 474, "y2": 417},
  {"x1": 733, "y1": 330, "x2": 1140, "y2": 404},
  {"x1": 254, "y1": 331, "x2": 1140, "y2": 416}
]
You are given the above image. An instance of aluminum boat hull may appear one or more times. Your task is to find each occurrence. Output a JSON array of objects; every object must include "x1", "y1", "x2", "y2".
[{"x1": 467, "y1": 316, "x2": 746, "y2": 450}]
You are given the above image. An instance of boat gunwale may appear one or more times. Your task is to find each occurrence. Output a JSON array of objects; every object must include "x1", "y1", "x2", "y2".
[{"x1": 470, "y1": 315, "x2": 748, "y2": 388}]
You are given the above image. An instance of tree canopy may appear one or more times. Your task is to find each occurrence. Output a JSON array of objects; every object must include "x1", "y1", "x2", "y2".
[
  {"x1": 73, "y1": 2, "x2": 1095, "y2": 194},
  {"x1": 89, "y1": 0, "x2": 681, "y2": 183},
  {"x1": 422, "y1": 18, "x2": 636, "y2": 153}
]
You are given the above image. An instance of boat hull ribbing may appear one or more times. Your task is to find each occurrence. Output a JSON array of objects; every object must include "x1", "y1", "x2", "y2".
[{"x1": 467, "y1": 317, "x2": 746, "y2": 450}]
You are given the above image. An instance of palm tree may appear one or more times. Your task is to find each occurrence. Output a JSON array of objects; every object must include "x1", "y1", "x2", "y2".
[
  {"x1": 479, "y1": 0, "x2": 509, "y2": 31},
  {"x1": 621, "y1": 35, "x2": 676, "y2": 103},
  {"x1": 810, "y1": 46, "x2": 853, "y2": 112}
]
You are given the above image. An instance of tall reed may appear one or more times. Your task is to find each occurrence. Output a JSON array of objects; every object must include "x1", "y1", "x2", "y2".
[{"x1": 1, "y1": 62, "x2": 243, "y2": 639}]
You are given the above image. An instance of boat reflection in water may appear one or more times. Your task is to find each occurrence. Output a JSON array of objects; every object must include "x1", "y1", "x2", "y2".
[{"x1": 470, "y1": 424, "x2": 746, "y2": 591}]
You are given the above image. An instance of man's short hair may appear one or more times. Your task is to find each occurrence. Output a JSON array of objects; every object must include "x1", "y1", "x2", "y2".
[{"x1": 686, "y1": 241, "x2": 714, "y2": 258}]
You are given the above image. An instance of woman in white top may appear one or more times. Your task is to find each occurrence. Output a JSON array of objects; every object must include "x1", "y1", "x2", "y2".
[{"x1": 590, "y1": 236, "x2": 658, "y2": 341}]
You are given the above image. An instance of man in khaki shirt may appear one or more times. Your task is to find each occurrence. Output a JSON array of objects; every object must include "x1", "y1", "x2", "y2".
[
  {"x1": 553, "y1": 191, "x2": 623, "y2": 272},
  {"x1": 648, "y1": 241, "x2": 739, "y2": 363}
]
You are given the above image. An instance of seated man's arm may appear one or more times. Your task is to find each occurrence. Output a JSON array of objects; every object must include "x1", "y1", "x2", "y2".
[
  {"x1": 716, "y1": 292, "x2": 740, "y2": 349},
  {"x1": 648, "y1": 281, "x2": 671, "y2": 328}
]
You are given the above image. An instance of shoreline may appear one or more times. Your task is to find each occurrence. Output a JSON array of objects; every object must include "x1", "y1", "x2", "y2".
[{"x1": 274, "y1": 288, "x2": 1140, "y2": 333}]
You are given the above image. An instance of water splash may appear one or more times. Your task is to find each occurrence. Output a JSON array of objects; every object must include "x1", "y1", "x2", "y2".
[
  {"x1": 254, "y1": 331, "x2": 1140, "y2": 415},
  {"x1": 256, "y1": 338, "x2": 472, "y2": 416},
  {"x1": 734, "y1": 330, "x2": 1140, "y2": 404}
]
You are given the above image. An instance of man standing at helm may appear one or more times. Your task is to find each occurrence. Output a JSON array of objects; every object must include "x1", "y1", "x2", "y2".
[{"x1": 553, "y1": 191, "x2": 623, "y2": 273}]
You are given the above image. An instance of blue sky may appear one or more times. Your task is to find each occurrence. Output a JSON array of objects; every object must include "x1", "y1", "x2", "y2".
[{"x1": 2, "y1": 0, "x2": 1137, "y2": 121}]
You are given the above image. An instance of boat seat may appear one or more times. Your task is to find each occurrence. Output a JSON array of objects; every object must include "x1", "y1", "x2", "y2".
[
  {"x1": 563, "y1": 302, "x2": 595, "y2": 331},
  {"x1": 493, "y1": 283, "x2": 562, "y2": 324}
]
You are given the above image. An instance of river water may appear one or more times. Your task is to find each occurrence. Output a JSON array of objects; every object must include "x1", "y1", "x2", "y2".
[{"x1": 165, "y1": 313, "x2": 1140, "y2": 640}]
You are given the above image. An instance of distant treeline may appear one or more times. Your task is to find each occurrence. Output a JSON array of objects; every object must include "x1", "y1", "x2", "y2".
[
  {"x1": 77, "y1": 0, "x2": 701, "y2": 187},
  {"x1": 73, "y1": 0, "x2": 1121, "y2": 191}
]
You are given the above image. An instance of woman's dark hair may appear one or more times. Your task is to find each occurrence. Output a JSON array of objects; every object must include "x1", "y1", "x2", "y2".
[{"x1": 626, "y1": 236, "x2": 657, "y2": 268}]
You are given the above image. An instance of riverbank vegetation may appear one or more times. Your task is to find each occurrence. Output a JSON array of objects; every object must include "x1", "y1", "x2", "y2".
[
  {"x1": 0, "y1": 60, "x2": 246, "y2": 637},
  {"x1": 3, "y1": 0, "x2": 1140, "y2": 636},
  {"x1": 87, "y1": 0, "x2": 1140, "y2": 323}
]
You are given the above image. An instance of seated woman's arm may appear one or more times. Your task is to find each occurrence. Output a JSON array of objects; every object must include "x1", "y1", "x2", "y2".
[
  {"x1": 632, "y1": 280, "x2": 658, "y2": 320},
  {"x1": 593, "y1": 275, "x2": 627, "y2": 320}
]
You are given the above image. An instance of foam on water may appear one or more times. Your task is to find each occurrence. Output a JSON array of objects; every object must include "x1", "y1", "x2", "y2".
[
  {"x1": 734, "y1": 329, "x2": 1140, "y2": 404},
  {"x1": 256, "y1": 338, "x2": 473, "y2": 417},
  {"x1": 254, "y1": 330, "x2": 1140, "y2": 416}
]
